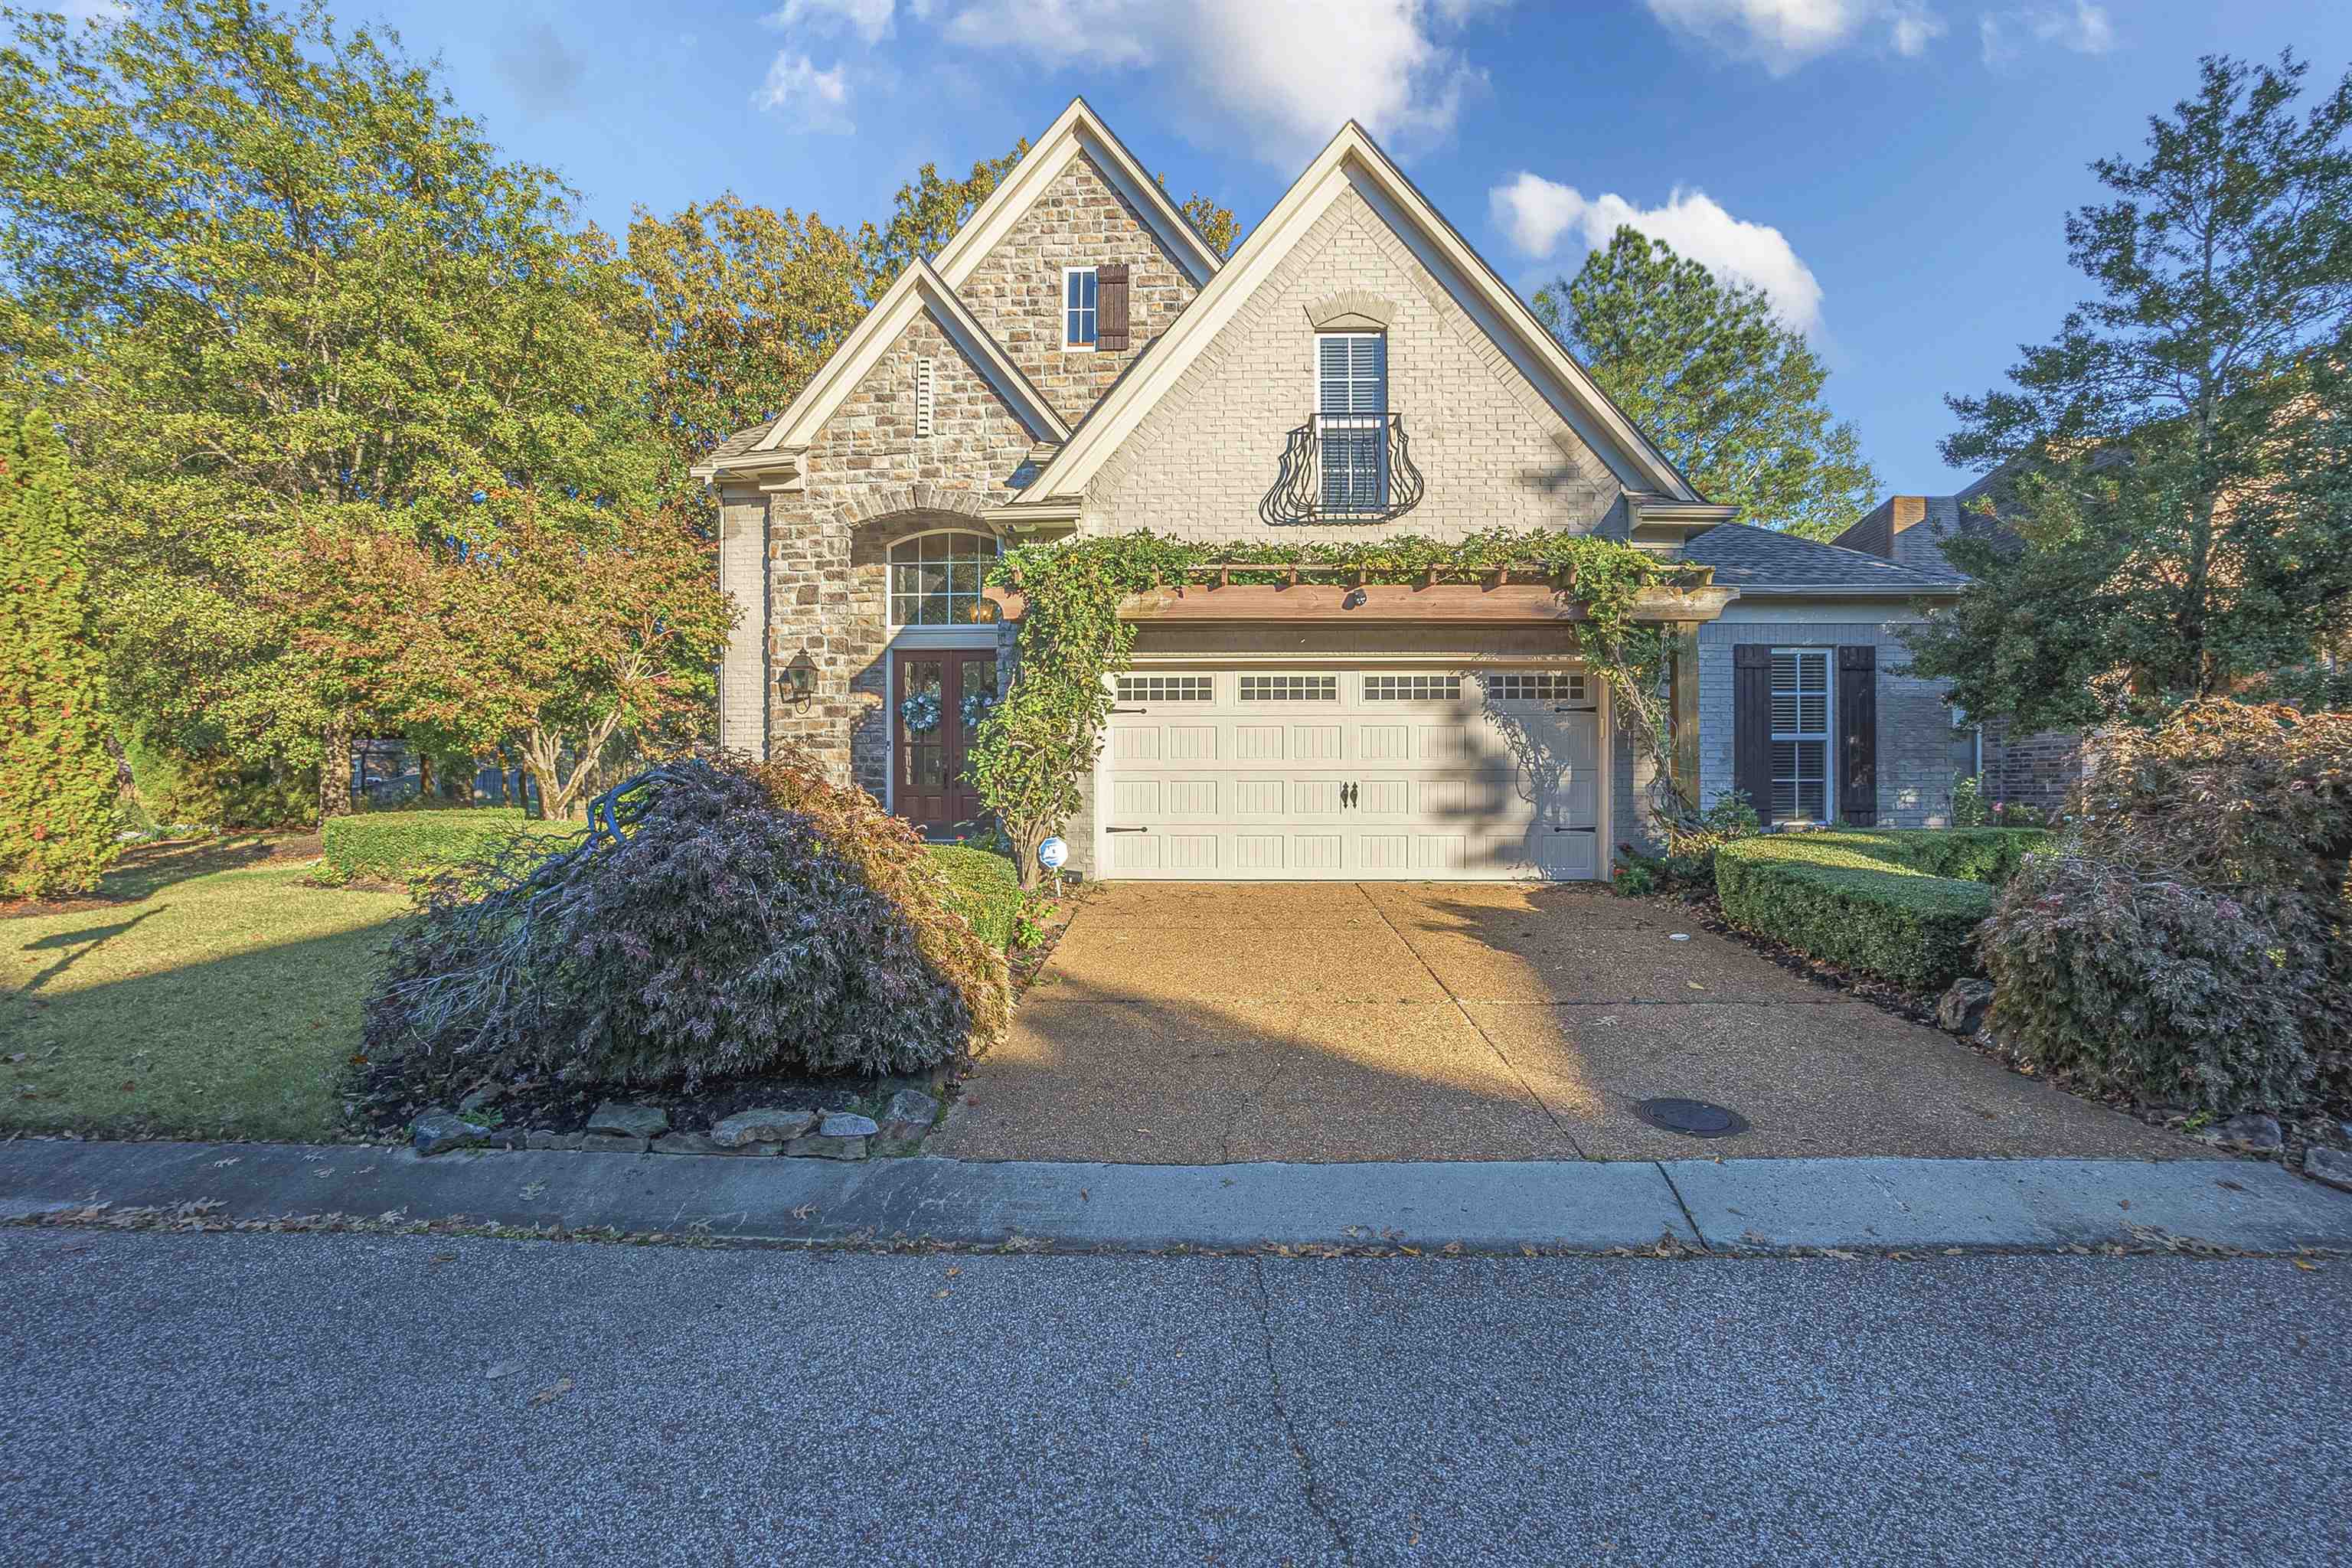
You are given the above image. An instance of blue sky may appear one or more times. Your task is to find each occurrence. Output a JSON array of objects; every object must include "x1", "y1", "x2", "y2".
[{"x1": 356, "y1": 0, "x2": 2346, "y2": 497}]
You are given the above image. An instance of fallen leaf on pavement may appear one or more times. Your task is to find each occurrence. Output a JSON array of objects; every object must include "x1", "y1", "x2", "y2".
[
  {"x1": 530, "y1": 1377, "x2": 573, "y2": 1406},
  {"x1": 484, "y1": 1361, "x2": 523, "y2": 1381},
  {"x1": 789, "y1": 1204, "x2": 818, "y2": 1220}
]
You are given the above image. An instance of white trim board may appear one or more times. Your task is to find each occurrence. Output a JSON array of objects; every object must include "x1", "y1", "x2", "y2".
[
  {"x1": 931, "y1": 97, "x2": 1222, "y2": 290},
  {"x1": 1018, "y1": 121, "x2": 1704, "y2": 508},
  {"x1": 753, "y1": 258, "x2": 1070, "y2": 455}
]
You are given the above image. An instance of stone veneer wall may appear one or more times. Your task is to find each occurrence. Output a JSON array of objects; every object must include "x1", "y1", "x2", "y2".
[
  {"x1": 749, "y1": 309, "x2": 1038, "y2": 787},
  {"x1": 1085, "y1": 181, "x2": 1625, "y2": 546},
  {"x1": 956, "y1": 148, "x2": 1202, "y2": 428}
]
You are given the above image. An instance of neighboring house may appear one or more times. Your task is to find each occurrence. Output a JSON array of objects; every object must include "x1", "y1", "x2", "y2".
[
  {"x1": 1832, "y1": 478, "x2": 2086, "y2": 814},
  {"x1": 697, "y1": 99, "x2": 1971, "y2": 880}
]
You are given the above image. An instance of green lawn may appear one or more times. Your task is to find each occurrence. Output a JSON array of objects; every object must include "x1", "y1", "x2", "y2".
[{"x1": 1, "y1": 838, "x2": 413, "y2": 1142}]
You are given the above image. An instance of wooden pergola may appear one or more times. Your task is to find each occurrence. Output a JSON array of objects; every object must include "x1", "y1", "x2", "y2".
[{"x1": 981, "y1": 561, "x2": 1736, "y2": 626}]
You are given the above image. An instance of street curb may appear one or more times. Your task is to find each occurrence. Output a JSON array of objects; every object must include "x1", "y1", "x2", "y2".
[{"x1": 1, "y1": 1139, "x2": 2344, "y2": 1254}]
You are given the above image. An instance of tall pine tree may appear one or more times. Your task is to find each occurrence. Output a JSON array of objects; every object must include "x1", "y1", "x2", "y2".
[{"x1": 0, "y1": 403, "x2": 119, "y2": 899}]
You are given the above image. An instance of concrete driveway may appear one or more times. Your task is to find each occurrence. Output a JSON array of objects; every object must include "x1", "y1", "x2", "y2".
[{"x1": 931, "y1": 882, "x2": 2200, "y2": 1165}]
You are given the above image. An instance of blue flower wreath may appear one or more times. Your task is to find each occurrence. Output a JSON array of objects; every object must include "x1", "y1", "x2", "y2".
[
  {"x1": 899, "y1": 691, "x2": 942, "y2": 735},
  {"x1": 959, "y1": 691, "x2": 998, "y2": 729}
]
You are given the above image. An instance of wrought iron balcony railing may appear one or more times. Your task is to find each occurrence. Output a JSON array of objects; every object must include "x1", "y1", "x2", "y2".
[{"x1": 1259, "y1": 411, "x2": 1425, "y2": 526}]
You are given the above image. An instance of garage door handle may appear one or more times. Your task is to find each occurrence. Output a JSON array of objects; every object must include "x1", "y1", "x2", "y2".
[
  {"x1": 1106, "y1": 826, "x2": 1148, "y2": 834},
  {"x1": 1109, "y1": 706, "x2": 1145, "y2": 714},
  {"x1": 1550, "y1": 825, "x2": 1596, "y2": 832}
]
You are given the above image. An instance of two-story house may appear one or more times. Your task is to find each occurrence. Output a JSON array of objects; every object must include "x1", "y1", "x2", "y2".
[{"x1": 695, "y1": 99, "x2": 1971, "y2": 880}]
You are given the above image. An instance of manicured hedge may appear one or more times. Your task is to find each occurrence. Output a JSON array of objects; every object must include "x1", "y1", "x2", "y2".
[
  {"x1": 1714, "y1": 828, "x2": 2053, "y2": 991},
  {"x1": 928, "y1": 845, "x2": 1022, "y2": 950},
  {"x1": 320, "y1": 808, "x2": 570, "y2": 884}
]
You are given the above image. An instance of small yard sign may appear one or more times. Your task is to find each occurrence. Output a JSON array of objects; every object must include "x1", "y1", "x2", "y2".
[{"x1": 1037, "y1": 837, "x2": 1069, "y2": 871}]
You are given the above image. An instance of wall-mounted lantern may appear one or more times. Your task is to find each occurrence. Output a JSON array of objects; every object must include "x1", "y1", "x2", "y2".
[{"x1": 779, "y1": 649, "x2": 818, "y2": 709}]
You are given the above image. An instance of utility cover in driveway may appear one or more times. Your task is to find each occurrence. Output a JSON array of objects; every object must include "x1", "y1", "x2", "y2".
[{"x1": 1635, "y1": 1098, "x2": 1750, "y2": 1138}]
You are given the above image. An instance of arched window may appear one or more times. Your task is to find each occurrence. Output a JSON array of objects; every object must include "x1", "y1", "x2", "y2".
[{"x1": 889, "y1": 531, "x2": 998, "y2": 627}]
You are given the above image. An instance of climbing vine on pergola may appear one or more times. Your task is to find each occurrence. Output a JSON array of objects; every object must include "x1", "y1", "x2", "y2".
[{"x1": 965, "y1": 529, "x2": 1717, "y2": 888}]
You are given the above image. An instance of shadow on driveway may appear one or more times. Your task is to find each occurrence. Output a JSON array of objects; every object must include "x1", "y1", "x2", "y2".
[{"x1": 931, "y1": 882, "x2": 2203, "y2": 1165}]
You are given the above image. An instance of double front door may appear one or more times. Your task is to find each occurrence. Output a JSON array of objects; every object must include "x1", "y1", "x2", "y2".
[{"x1": 892, "y1": 647, "x2": 999, "y2": 835}]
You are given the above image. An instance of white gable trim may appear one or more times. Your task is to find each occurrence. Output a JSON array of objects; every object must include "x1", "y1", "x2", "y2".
[
  {"x1": 931, "y1": 96, "x2": 1221, "y2": 289},
  {"x1": 750, "y1": 258, "x2": 1069, "y2": 456},
  {"x1": 1019, "y1": 122, "x2": 1703, "y2": 506}
]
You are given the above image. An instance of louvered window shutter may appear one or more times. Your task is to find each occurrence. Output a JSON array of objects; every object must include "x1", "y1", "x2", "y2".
[
  {"x1": 1838, "y1": 645, "x2": 1879, "y2": 826},
  {"x1": 1096, "y1": 263, "x2": 1131, "y2": 351},
  {"x1": 1733, "y1": 645, "x2": 1771, "y2": 821}
]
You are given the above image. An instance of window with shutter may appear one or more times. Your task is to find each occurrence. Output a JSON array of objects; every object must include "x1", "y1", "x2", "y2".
[
  {"x1": 1769, "y1": 648, "x2": 1833, "y2": 822},
  {"x1": 1096, "y1": 263, "x2": 1130, "y2": 351},
  {"x1": 1316, "y1": 332, "x2": 1387, "y2": 512},
  {"x1": 1063, "y1": 266, "x2": 1097, "y2": 348}
]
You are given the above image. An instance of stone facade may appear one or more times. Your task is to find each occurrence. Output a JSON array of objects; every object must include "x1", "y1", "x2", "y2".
[
  {"x1": 1693, "y1": 610, "x2": 1966, "y2": 830},
  {"x1": 1086, "y1": 182, "x2": 1626, "y2": 546},
  {"x1": 956, "y1": 149, "x2": 1202, "y2": 426},
  {"x1": 740, "y1": 309, "x2": 1037, "y2": 785}
]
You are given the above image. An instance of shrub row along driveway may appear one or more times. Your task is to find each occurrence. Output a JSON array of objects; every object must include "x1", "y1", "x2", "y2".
[{"x1": 932, "y1": 883, "x2": 2198, "y2": 1165}]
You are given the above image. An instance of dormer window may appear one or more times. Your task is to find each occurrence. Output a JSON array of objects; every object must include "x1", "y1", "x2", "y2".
[{"x1": 1063, "y1": 266, "x2": 1097, "y2": 349}]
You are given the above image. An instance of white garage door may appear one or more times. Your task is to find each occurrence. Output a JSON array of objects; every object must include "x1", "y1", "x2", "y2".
[{"x1": 1099, "y1": 667, "x2": 1604, "y2": 880}]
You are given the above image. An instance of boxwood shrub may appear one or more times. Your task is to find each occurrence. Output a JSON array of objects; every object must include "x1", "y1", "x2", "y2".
[
  {"x1": 927, "y1": 845, "x2": 1022, "y2": 950},
  {"x1": 1713, "y1": 828, "x2": 2053, "y2": 991},
  {"x1": 319, "y1": 808, "x2": 573, "y2": 885}
]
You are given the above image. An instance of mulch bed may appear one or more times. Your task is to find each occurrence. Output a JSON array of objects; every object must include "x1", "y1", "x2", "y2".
[{"x1": 1656, "y1": 886, "x2": 2352, "y2": 1170}]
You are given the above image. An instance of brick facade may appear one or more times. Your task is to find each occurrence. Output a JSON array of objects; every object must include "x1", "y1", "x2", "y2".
[
  {"x1": 1977, "y1": 717, "x2": 2083, "y2": 815},
  {"x1": 956, "y1": 148, "x2": 1201, "y2": 427},
  {"x1": 1692, "y1": 612, "x2": 1967, "y2": 831},
  {"x1": 1087, "y1": 183, "x2": 1625, "y2": 544}
]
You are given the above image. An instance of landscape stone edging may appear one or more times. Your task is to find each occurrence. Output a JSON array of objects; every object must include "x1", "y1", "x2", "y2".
[{"x1": 416, "y1": 1089, "x2": 942, "y2": 1163}]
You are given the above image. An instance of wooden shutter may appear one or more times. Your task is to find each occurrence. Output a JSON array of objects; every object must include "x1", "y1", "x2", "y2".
[
  {"x1": 1838, "y1": 645, "x2": 1878, "y2": 826},
  {"x1": 1733, "y1": 644, "x2": 1771, "y2": 821},
  {"x1": 1096, "y1": 263, "x2": 1131, "y2": 351}
]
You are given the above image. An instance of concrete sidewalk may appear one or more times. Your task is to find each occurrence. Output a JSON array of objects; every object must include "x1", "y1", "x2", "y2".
[{"x1": 3, "y1": 1138, "x2": 2345, "y2": 1254}]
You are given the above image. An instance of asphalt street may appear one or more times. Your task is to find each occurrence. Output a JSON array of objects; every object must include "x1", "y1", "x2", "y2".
[{"x1": 5, "y1": 1229, "x2": 2345, "y2": 1566}]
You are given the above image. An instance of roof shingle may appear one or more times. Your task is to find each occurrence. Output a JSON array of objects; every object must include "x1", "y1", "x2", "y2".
[{"x1": 1681, "y1": 522, "x2": 1970, "y2": 593}]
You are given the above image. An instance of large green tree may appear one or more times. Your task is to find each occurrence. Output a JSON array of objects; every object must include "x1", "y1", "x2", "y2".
[
  {"x1": 1534, "y1": 228, "x2": 1880, "y2": 540},
  {"x1": 0, "y1": 400, "x2": 119, "y2": 898},
  {"x1": 626, "y1": 194, "x2": 864, "y2": 528},
  {"x1": 856, "y1": 141, "x2": 1027, "y2": 300},
  {"x1": 1908, "y1": 51, "x2": 2352, "y2": 733},
  {"x1": 0, "y1": 0, "x2": 661, "y2": 818}
]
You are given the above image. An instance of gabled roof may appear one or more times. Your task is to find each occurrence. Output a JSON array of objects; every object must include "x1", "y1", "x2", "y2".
[
  {"x1": 699, "y1": 99, "x2": 1207, "y2": 480},
  {"x1": 1681, "y1": 523, "x2": 1970, "y2": 595},
  {"x1": 931, "y1": 96, "x2": 1223, "y2": 290},
  {"x1": 694, "y1": 259, "x2": 1067, "y2": 479},
  {"x1": 1008, "y1": 120, "x2": 1707, "y2": 512}
]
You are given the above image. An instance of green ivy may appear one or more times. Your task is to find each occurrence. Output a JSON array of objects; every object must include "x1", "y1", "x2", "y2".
[{"x1": 969, "y1": 529, "x2": 1712, "y2": 887}]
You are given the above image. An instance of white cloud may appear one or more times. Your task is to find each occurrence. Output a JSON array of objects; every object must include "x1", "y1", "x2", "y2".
[
  {"x1": 764, "y1": 0, "x2": 899, "y2": 45},
  {"x1": 751, "y1": 51, "x2": 855, "y2": 132},
  {"x1": 1489, "y1": 172, "x2": 1824, "y2": 335},
  {"x1": 1643, "y1": 0, "x2": 1945, "y2": 74},
  {"x1": 1980, "y1": 3, "x2": 2114, "y2": 67},
  {"x1": 937, "y1": 0, "x2": 1501, "y2": 164}
]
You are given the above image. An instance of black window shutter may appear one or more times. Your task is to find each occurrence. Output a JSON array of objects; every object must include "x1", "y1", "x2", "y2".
[
  {"x1": 1733, "y1": 644, "x2": 1771, "y2": 822},
  {"x1": 1096, "y1": 263, "x2": 1131, "y2": 351},
  {"x1": 1838, "y1": 645, "x2": 1878, "y2": 826}
]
